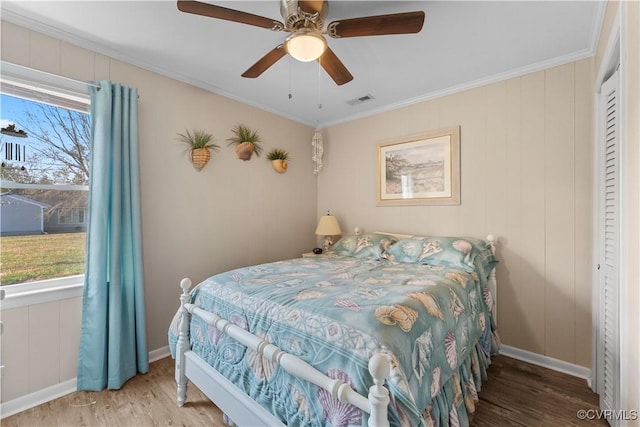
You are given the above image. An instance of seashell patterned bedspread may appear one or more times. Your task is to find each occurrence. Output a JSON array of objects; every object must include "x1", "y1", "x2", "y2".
[{"x1": 169, "y1": 253, "x2": 498, "y2": 427}]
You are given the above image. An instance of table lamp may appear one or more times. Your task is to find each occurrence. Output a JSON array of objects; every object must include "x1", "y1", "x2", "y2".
[{"x1": 315, "y1": 213, "x2": 342, "y2": 252}]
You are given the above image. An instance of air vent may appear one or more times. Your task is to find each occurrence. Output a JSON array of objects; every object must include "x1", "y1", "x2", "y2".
[{"x1": 345, "y1": 94, "x2": 375, "y2": 106}]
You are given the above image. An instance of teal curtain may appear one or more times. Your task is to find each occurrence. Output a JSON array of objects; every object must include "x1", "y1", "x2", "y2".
[{"x1": 77, "y1": 81, "x2": 148, "y2": 390}]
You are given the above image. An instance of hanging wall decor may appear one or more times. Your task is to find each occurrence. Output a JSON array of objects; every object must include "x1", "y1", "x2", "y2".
[
  {"x1": 1, "y1": 124, "x2": 29, "y2": 169},
  {"x1": 227, "y1": 124, "x2": 263, "y2": 161},
  {"x1": 266, "y1": 148, "x2": 290, "y2": 173},
  {"x1": 312, "y1": 130, "x2": 323, "y2": 174},
  {"x1": 1, "y1": 124, "x2": 28, "y2": 138},
  {"x1": 177, "y1": 129, "x2": 220, "y2": 171},
  {"x1": 377, "y1": 127, "x2": 461, "y2": 206},
  {"x1": 2, "y1": 141, "x2": 27, "y2": 162}
]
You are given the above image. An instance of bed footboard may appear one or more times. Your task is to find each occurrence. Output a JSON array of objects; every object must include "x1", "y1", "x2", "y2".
[
  {"x1": 175, "y1": 278, "x2": 392, "y2": 427},
  {"x1": 175, "y1": 278, "x2": 192, "y2": 407}
]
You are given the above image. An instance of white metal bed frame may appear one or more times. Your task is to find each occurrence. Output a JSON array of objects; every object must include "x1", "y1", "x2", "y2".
[{"x1": 174, "y1": 234, "x2": 497, "y2": 427}]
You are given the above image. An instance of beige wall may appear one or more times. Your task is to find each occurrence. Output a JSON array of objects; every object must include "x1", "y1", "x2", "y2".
[
  {"x1": 320, "y1": 59, "x2": 594, "y2": 367},
  {"x1": 0, "y1": 298, "x2": 82, "y2": 402},
  {"x1": 4, "y1": 0, "x2": 637, "y2": 406},
  {"x1": 0, "y1": 21, "x2": 317, "y2": 355}
]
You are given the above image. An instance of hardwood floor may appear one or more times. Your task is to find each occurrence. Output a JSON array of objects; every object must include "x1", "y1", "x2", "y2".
[
  {"x1": 2, "y1": 355, "x2": 605, "y2": 426},
  {"x1": 1, "y1": 357, "x2": 225, "y2": 427},
  {"x1": 473, "y1": 355, "x2": 607, "y2": 426}
]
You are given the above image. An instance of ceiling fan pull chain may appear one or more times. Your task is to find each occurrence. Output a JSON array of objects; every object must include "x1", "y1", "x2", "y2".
[
  {"x1": 317, "y1": 60, "x2": 322, "y2": 109},
  {"x1": 288, "y1": 56, "x2": 293, "y2": 100}
]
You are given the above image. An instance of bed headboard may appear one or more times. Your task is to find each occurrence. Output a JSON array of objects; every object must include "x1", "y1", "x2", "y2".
[{"x1": 372, "y1": 231, "x2": 413, "y2": 241}]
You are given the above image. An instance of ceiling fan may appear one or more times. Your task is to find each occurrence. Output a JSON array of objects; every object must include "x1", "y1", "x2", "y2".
[{"x1": 177, "y1": 0, "x2": 425, "y2": 86}]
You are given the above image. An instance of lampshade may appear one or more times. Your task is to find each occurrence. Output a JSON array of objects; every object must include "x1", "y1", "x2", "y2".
[
  {"x1": 285, "y1": 31, "x2": 327, "y2": 62},
  {"x1": 315, "y1": 214, "x2": 342, "y2": 236}
]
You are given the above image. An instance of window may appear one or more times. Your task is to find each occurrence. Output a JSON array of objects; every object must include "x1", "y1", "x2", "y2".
[
  {"x1": 58, "y1": 208, "x2": 87, "y2": 225},
  {"x1": 1, "y1": 69, "x2": 90, "y2": 295}
]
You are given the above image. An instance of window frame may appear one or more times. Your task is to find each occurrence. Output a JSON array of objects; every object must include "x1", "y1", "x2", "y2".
[
  {"x1": 1, "y1": 276, "x2": 84, "y2": 310},
  {"x1": 1, "y1": 61, "x2": 91, "y2": 304}
]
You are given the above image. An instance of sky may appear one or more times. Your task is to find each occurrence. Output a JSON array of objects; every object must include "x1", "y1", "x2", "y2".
[
  {"x1": 2, "y1": 93, "x2": 37, "y2": 123},
  {"x1": 1, "y1": 93, "x2": 43, "y2": 152},
  {"x1": 1, "y1": 93, "x2": 88, "y2": 183}
]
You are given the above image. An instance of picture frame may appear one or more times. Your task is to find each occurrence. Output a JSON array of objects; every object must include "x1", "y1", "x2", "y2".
[{"x1": 377, "y1": 127, "x2": 460, "y2": 206}]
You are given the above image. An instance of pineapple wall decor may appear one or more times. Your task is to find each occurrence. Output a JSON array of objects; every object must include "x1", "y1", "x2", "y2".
[
  {"x1": 266, "y1": 148, "x2": 289, "y2": 173},
  {"x1": 177, "y1": 129, "x2": 220, "y2": 171},
  {"x1": 227, "y1": 124, "x2": 263, "y2": 161}
]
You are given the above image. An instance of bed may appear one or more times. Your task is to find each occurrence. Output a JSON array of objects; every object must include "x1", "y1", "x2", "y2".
[{"x1": 169, "y1": 232, "x2": 499, "y2": 427}]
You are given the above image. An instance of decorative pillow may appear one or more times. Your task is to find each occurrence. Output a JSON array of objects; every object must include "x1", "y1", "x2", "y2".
[
  {"x1": 328, "y1": 233, "x2": 398, "y2": 260},
  {"x1": 383, "y1": 236, "x2": 497, "y2": 273}
]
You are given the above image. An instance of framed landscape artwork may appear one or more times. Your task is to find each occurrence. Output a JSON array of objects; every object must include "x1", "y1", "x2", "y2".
[{"x1": 377, "y1": 127, "x2": 460, "y2": 206}]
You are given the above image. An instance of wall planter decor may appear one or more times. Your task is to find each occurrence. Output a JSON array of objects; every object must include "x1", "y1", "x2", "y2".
[
  {"x1": 227, "y1": 124, "x2": 263, "y2": 161},
  {"x1": 177, "y1": 129, "x2": 220, "y2": 171},
  {"x1": 377, "y1": 127, "x2": 461, "y2": 206},
  {"x1": 266, "y1": 148, "x2": 289, "y2": 173}
]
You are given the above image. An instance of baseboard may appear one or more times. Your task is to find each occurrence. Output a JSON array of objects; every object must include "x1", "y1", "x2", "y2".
[
  {"x1": 0, "y1": 378, "x2": 77, "y2": 419},
  {"x1": 500, "y1": 344, "x2": 592, "y2": 384},
  {"x1": 0, "y1": 345, "x2": 173, "y2": 419},
  {"x1": 149, "y1": 345, "x2": 171, "y2": 363}
]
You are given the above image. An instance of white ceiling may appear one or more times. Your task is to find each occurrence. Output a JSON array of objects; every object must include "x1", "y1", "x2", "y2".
[{"x1": 1, "y1": 1, "x2": 605, "y2": 127}]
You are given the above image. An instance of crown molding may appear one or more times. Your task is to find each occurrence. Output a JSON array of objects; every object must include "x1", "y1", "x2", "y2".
[
  {"x1": 321, "y1": 47, "x2": 596, "y2": 128},
  {"x1": 2, "y1": 3, "x2": 605, "y2": 130},
  {"x1": 0, "y1": 9, "x2": 317, "y2": 128}
]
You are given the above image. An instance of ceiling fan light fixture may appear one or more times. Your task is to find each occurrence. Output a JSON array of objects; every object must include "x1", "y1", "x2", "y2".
[{"x1": 285, "y1": 31, "x2": 327, "y2": 62}]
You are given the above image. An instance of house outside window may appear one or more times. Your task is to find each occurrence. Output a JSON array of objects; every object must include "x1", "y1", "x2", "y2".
[
  {"x1": 58, "y1": 208, "x2": 87, "y2": 225},
  {"x1": 1, "y1": 67, "x2": 90, "y2": 301},
  {"x1": 56, "y1": 207, "x2": 87, "y2": 226}
]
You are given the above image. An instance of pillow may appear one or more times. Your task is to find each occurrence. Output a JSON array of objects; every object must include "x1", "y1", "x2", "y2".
[
  {"x1": 471, "y1": 244, "x2": 499, "y2": 277},
  {"x1": 328, "y1": 233, "x2": 398, "y2": 260},
  {"x1": 383, "y1": 236, "x2": 497, "y2": 273}
]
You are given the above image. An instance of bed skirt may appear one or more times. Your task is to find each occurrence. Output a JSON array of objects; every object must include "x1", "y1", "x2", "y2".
[
  {"x1": 423, "y1": 329, "x2": 499, "y2": 427},
  {"x1": 208, "y1": 328, "x2": 499, "y2": 427}
]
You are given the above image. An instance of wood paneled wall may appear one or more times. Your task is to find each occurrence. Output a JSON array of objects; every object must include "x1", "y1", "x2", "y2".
[
  {"x1": 1, "y1": 18, "x2": 317, "y2": 351},
  {"x1": 320, "y1": 59, "x2": 594, "y2": 367},
  {"x1": 0, "y1": 298, "x2": 82, "y2": 402},
  {"x1": 1, "y1": 19, "x2": 317, "y2": 403}
]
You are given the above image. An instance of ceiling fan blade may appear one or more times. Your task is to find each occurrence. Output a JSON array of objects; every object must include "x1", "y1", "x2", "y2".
[
  {"x1": 327, "y1": 11, "x2": 425, "y2": 38},
  {"x1": 177, "y1": 0, "x2": 284, "y2": 31},
  {"x1": 242, "y1": 45, "x2": 287, "y2": 78},
  {"x1": 318, "y1": 47, "x2": 353, "y2": 86}
]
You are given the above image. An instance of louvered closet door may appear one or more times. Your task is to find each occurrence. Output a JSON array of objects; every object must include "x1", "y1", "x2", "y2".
[{"x1": 597, "y1": 69, "x2": 620, "y2": 413}]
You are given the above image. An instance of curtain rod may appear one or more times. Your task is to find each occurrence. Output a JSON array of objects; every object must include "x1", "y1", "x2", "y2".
[{"x1": 1, "y1": 61, "x2": 101, "y2": 91}]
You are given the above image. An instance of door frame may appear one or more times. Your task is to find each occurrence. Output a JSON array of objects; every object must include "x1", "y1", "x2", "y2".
[{"x1": 592, "y1": 3, "x2": 632, "y2": 410}]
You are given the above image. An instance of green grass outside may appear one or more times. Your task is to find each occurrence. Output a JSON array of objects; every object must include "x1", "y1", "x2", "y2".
[{"x1": 0, "y1": 232, "x2": 86, "y2": 286}]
